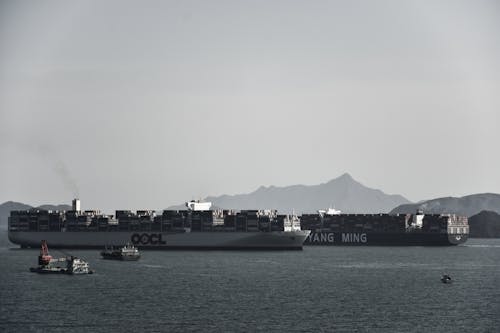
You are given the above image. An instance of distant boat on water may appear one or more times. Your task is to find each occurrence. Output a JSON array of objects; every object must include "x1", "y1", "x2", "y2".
[{"x1": 101, "y1": 243, "x2": 141, "y2": 261}]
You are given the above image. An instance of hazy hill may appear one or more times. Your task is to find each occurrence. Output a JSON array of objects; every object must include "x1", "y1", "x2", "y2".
[
  {"x1": 0, "y1": 201, "x2": 32, "y2": 230},
  {"x1": 37, "y1": 204, "x2": 72, "y2": 211},
  {"x1": 468, "y1": 211, "x2": 500, "y2": 238},
  {"x1": 194, "y1": 173, "x2": 411, "y2": 213},
  {"x1": 0, "y1": 201, "x2": 71, "y2": 230},
  {"x1": 390, "y1": 193, "x2": 500, "y2": 217}
]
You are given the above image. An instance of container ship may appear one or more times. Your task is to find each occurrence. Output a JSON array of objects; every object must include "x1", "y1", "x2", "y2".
[
  {"x1": 8, "y1": 200, "x2": 468, "y2": 248},
  {"x1": 8, "y1": 199, "x2": 310, "y2": 250},
  {"x1": 301, "y1": 208, "x2": 469, "y2": 246}
]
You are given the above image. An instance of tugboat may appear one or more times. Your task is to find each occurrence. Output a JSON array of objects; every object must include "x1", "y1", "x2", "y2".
[
  {"x1": 29, "y1": 240, "x2": 93, "y2": 274},
  {"x1": 101, "y1": 243, "x2": 141, "y2": 261}
]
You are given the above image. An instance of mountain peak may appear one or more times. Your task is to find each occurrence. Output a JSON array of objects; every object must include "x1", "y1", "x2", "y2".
[
  {"x1": 327, "y1": 172, "x2": 358, "y2": 186},
  {"x1": 337, "y1": 172, "x2": 353, "y2": 181},
  {"x1": 200, "y1": 173, "x2": 410, "y2": 213}
]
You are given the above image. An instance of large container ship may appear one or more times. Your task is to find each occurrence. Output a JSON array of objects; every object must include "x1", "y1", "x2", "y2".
[
  {"x1": 8, "y1": 199, "x2": 310, "y2": 250},
  {"x1": 301, "y1": 208, "x2": 469, "y2": 246},
  {"x1": 8, "y1": 200, "x2": 468, "y2": 248}
]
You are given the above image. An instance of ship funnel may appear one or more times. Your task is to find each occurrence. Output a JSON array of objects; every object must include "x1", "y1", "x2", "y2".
[{"x1": 72, "y1": 198, "x2": 81, "y2": 211}]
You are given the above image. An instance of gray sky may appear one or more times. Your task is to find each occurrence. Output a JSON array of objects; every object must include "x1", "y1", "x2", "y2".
[{"x1": 1, "y1": 0, "x2": 499, "y2": 212}]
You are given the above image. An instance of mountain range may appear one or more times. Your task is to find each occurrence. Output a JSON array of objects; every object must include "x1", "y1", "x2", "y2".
[
  {"x1": 2, "y1": 174, "x2": 500, "y2": 237},
  {"x1": 189, "y1": 173, "x2": 410, "y2": 213},
  {"x1": 390, "y1": 193, "x2": 500, "y2": 217}
]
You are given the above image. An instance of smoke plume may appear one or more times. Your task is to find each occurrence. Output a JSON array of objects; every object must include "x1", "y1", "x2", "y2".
[{"x1": 53, "y1": 159, "x2": 80, "y2": 198}]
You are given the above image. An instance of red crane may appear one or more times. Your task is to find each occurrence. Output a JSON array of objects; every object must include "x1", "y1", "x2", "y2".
[{"x1": 38, "y1": 240, "x2": 53, "y2": 266}]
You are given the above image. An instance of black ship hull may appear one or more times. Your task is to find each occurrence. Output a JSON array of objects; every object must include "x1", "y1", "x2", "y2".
[
  {"x1": 304, "y1": 232, "x2": 468, "y2": 246},
  {"x1": 101, "y1": 252, "x2": 140, "y2": 260},
  {"x1": 30, "y1": 267, "x2": 70, "y2": 274}
]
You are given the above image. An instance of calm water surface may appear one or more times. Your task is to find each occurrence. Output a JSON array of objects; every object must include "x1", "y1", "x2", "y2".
[{"x1": 1, "y1": 238, "x2": 499, "y2": 332}]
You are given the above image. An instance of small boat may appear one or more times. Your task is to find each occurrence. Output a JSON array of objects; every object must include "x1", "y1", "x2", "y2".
[
  {"x1": 30, "y1": 256, "x2": 94, "y2": 275},
  {"x1": 441, "y1": 274, "x2": 452, "y2": 284},
  {"x1": 30, "y1": 240, "x2": 94, "y2": 275},
  {"x1": 101, "y1": 243, "x2": 141, "y2": 261}
]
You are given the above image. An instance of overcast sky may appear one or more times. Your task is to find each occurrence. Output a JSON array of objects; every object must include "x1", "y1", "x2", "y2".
[{"x1": 1, "y1": 0, "x2": 499, "y2": 212}]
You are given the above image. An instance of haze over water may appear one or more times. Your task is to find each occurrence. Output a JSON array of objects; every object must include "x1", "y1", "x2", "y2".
[
  {"x1": 2, "y1": 1, "x2": 500, "y2": 211},
  {"x1": 1, "y1": 239, "x2": 499, "y2": 332}
]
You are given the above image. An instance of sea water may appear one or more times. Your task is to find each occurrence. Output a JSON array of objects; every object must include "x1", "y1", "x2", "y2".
[{"x1": 0, "y1": 238, "x2": 499, "y2": 332}]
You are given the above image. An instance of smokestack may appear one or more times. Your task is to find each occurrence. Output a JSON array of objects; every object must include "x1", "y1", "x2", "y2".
[{"x1": 72, "y1": 198, "x2": 81, "y2": 211}]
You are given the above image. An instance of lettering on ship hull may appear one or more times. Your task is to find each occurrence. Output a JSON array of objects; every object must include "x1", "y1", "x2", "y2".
[
  {"x1": 309, "y1": 232, "x2": 335, "y2": 243},
  {"x1": 307, "y1": 232, "x2": 368, "y2": 244},
  {"x1": 341, "y1": 233, "x2": 367, "y2": 243},
  {"x1": 131, "y1": 233, "x2": 166, "y2": 245}
]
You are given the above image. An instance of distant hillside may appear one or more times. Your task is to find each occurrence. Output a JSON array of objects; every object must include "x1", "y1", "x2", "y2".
[
  {"x1": 0, "y1": 201, "x2": 71, "y2": 230},
  {"x1": 468, "y1": 211, "x2": 500, "y2": 238},
  {"x1": 37, "y1": 204, "x2": 72, "y2": 211},
  {"x1": 167, "y1": 203, "x2": 190, "y2": 211},
  {"x1": 172, "y1": 173, "x2": 411, "y2": 213},
  {"x1": 0, "y1": 201, "x2": 32, "y2": 230},
  {"x1": 390, "y1": 193, "x2": 500, "y2": 217}
]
